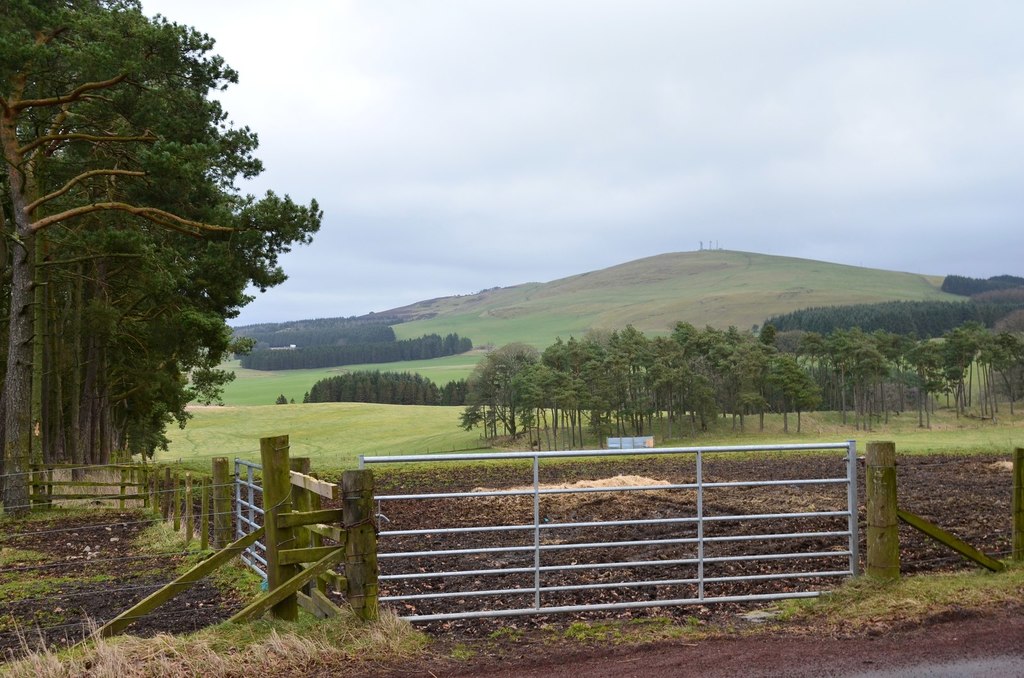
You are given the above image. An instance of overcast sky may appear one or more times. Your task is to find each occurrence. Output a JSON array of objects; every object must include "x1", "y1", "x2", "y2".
[{"x1": 141, "y1": 1, "x2": 1024, "y2": 326}]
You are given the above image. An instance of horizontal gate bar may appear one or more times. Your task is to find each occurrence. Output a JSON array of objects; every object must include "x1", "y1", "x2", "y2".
[
  {"x1": 379, "y1": 531, "x2": 850, "y2": 561},
  {"x1": 378, "y1": 510, "x2": 849, "y2": 539},
  {"x1": 380, "y1": 568, "x2": 852, "y2": 603},
  {"x1": 380, "y1": 549, "x2": 851, "y2": 582},
  {"x1": 376, "y1": 477, "x2": 847, "y2": 502},
  {"x1": 361, "y1": 442, "x2": 853, "y2": 466}
]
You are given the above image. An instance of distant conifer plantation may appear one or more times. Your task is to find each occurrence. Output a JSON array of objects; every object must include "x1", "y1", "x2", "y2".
[
  {"x1": 304, "y1": 371, "x2": 468, "y2": 406},
  {"x1": 235, "y1": 317, "x2": 473, "y2": 370},
  {"x1": 765, "y1": 299, "x2": 1024, "y2": 337},
  {"x1": 941, "y1": 274, "x2": 1024, "y2": 297}
]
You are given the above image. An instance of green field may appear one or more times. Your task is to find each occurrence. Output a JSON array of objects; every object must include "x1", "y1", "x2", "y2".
[
  {"x1": 163, "y1": 402, "x2": 1024, "y2": 473},
  {"x1": 162, "y1": 402, "x2": 488, "y2": 469},
  {"x1": 219, "y1": 354, "x2": 482, "y2": 406}
]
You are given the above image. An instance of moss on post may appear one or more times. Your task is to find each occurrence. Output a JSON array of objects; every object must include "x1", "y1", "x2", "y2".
[
  {"x1": 343, "y1": 469, "x2": 379, "y2": 621},
  {"x1": 261, "y1": 435, "x2": 298, "y2": 621},
  {"x1": 866, "y1": 441, "x2": 899, "y2": 580},
  {"x1": 172, "y1": 471, "x2": 181, "y2": 532},
  {"x1": 200, "y1": 476, "x2": 210, "y2": 551},
  {"x1": 211, "y1": 457, "x2": 232, "y2": 549}
]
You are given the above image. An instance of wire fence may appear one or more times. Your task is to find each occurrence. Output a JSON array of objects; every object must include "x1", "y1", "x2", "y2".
[
  {"x1": 1, "y1": 450, "x2": 1021, "y2": 655},
  {"x1": 0, "y1": 461, "x2": 257, "y2": 658}
]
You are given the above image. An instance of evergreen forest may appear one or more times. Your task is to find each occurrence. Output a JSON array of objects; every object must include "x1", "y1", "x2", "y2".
[
  {"x1": 0, "y1": 2, "x2": 321, "y2": 514},
  {"x1": 458, "y1": 322, "x2": 1024, "y2": 450},
  {"x1": 238, "y1": 333, "x2": 473, "y2": 370},
  {"x1": 303, "y1": 371, "x2": 468, "y2": 406},
  {"x1": 232, "y1": 316, "x2": 399, "y2": 349},
  {"x1": 765, "y1": 299, "x2": 1024, "y2": 337}
]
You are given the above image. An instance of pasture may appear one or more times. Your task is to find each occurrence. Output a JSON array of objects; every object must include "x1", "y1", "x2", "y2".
[
  {"x1": 162, "y1": 402, "x2": 1024, "y2": 472},
  {"x1": 218, "y1": 355, "x2": 481, "y2": 407},
  {"x1": 162, "y1": 402, "x2": 487, "y2": 468}
]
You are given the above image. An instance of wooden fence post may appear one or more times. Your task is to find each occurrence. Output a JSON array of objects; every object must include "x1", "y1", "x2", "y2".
[
  {"x1": 212, "y1": 457, "x2": 232, "y2": 549},
  {"x1": 261, "y1": 435, "x2": 298, "y2": 621},
  {"x1": 119, "y1": 468, "x2": 128, "y2": 510},
  {"x1": 866, "y1": 441, "x2": 899, "y2": 580},
  {"x1": 343, "y1": 469, "x2": 379, "y2": 621},
  {"x1": 290, "y1": 457, "x2": 312, "y2": 582},
  {"x1": 139, "y1": 467, "x2": 148, "y2": 509},
  {"x1": 1013, "y1": 448, "x2": 1024, "y2": 562},
  {"x1": 172, "y1": 471, "x2": 182, "y2": 532},
  {"x1": 161, "y1": 468, "x2": 172, "y2": 520},
  {"x1": 184, "y1": 473, "x2": 194, "y2": 546},
  {"x1": 149, "y1": 469, "x2": 159, "y2": 516},
  {"x1": 200, "y1": 476, "x2": 210, "y2": 550}
]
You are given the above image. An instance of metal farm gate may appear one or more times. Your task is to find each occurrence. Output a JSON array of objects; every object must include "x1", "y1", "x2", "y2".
[
  {"x1": 361, "y1": 442, "x2": 859, "y2": 622},
  {"x1": 234, "y1": 458, "x2": 268, "y2": 579}
]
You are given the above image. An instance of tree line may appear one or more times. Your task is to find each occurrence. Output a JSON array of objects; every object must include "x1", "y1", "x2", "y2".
[
  {"x1": 459, "y1": 322, "x2": 1024, "y2": 450},
  {"x1": 1, "y1": 2, "x2": 320, "y2": 514},
  {"x1": 764, "y1": 300, "x2": 1024, "y2": 338},
  {"x1": 238, "y1": 333, "x2": 473, "y2": 370},
  {"x1": 941, "y1": 274, "x2": 1024, "y2": 297},
  {"x1": 303, "y1": 371, "x2": 468, "y2": 406},
  {"x1": 233, "y1": 316, "x2": 398, "y2": 350}
]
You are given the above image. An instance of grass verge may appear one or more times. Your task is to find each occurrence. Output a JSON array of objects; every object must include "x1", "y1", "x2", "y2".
[
  {"x1": 780, "y1": 563, "x2": 1024, "y2": 632},
  {"x1": 2, "y1": 611, "x2": 427, "y2": 678}
]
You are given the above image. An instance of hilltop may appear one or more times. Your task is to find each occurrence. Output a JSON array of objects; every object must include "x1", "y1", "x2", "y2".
[
  {"x1": 221, "y1": 250, "x2": 964, "y2": 403},
  {"x1": 379, "y1": 249, "x2": 956, "y2": 347}
]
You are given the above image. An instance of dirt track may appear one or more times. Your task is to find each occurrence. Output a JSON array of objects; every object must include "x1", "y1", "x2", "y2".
[{"x1": 439, "y1": 606, "x2": 1024, "y2": 678}]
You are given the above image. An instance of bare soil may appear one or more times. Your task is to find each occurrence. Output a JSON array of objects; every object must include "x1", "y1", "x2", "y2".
[
  {"x1": 366, "y1": 452, "x2": 1013, "y2": 632},
  {"x1": 1, "y1": 451, "x2": 1020, "y2": 675},
  {"x1": 0, "y1": 511, "x2": 242, "y2": 660}
]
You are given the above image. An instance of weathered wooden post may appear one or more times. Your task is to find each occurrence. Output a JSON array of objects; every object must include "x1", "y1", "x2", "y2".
[
  {"x1": 261, "y1": 435, "x2": 298, "y2": 620},
  {"x1": 139, "y1": 467, "x2": 148, "y2": 509},
  {"x1": 161, "y1": 467, "x2": 172, "y2": 520},
  {"x1": 343, "y1": 469, "x2": 379, "y2": 621},
  {"x1": 289, "y1": 458, "x2": 312, "y2": 568},
  {"x1": 1013, "y1": 448, "x2": 1024, "y2": 561},
  {"x1": 866, "y1": 441, "x2": 899, "y2": 580},
  {"x1": 184, "y1": 473, "x2": 194, "y2": 546},
  {"x1": 211, "y1": 457, "x2": 232, "y2": 549},
  {"x1": 119, "y1": 467, "x2": 128, "y2": 510},
  {"x1": 172, "y1": 471, "x2": 182, "y2": 532},
  {"x1": 149, "y1": 469, "x2": 159, "y2": 515},
  {"x1": 200, "y1": 476, "x2": 210, "y2": 550}
]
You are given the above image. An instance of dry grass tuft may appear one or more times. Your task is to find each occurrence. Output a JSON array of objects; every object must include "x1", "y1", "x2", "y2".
[{"x1": 2, "y1": 610, "x2": 426, "y2": 678}]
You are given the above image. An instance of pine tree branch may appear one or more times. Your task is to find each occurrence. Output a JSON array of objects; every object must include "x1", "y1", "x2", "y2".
[
  {"x1": 12, "y1": 73, "x2": 129, "y2": 112},
  {"x1": 17, "y1": 132, "x2": 157, "y2": 156},
  {"x1": 31, "y1": 202, "x2": 233, "y2": 236},
  {"x1": 25, "y1": 169, "x2": 147, "y2": 213}
]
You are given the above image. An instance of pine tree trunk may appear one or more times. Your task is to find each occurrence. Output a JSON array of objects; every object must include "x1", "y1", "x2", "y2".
[
  {"x1": 2, "y1": 216, "x2": 36, "y2": 515},
  {"x1": 31, "y1": 237, "x2": 45, "y2": 465}
]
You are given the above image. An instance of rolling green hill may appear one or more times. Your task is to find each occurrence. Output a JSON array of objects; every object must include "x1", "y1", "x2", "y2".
[
  {"x1": 383, "y1": 250, "x2": 955, "y2": 347},
  {"x1": 221, "y1": 250, "x2": 959, "y2": 406}
]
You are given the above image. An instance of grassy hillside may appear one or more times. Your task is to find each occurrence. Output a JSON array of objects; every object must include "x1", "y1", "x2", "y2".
[
  {"x1": 218, "y1": 250, "x2": 958, "y2": 406},
  {"x1": 384, "y1": 250, "x2": 955, "y2": 347}
]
